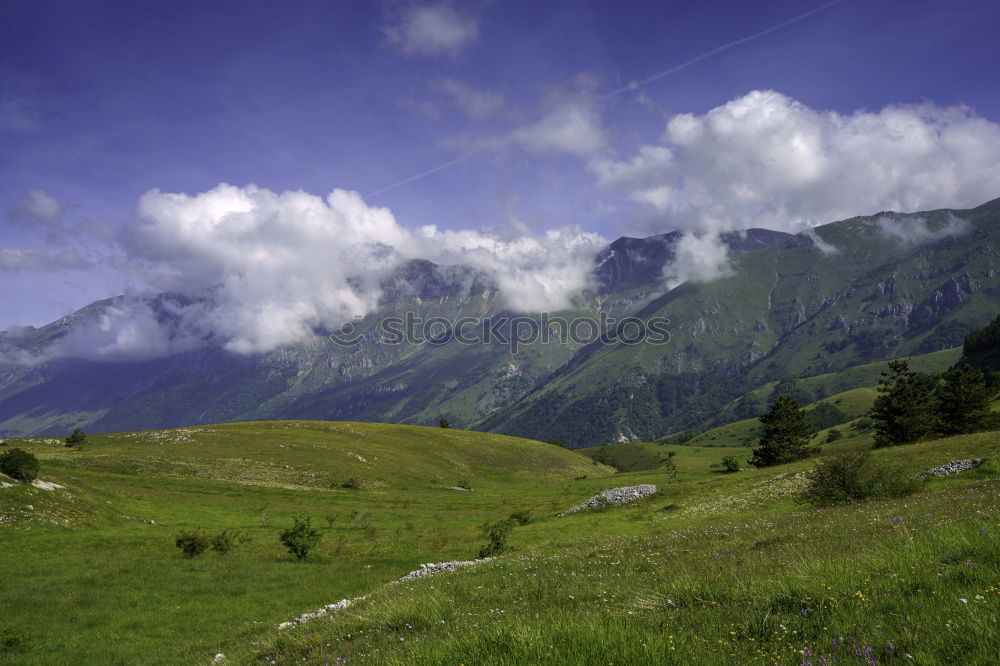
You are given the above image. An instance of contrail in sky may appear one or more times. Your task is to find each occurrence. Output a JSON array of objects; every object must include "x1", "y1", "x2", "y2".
[
  {"x1": 366, "y1": 149, "x2": 484, "y2": 199},
  {"x1": 366, "y1": 0, "x2": 843, "y2": 199},
  {"x1": 605, "y1": 0, "x2": 843, "y2": 97}
]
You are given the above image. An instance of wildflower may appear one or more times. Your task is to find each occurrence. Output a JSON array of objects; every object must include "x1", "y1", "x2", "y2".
[{"x1": 801, "y1": 608, "x2": 809, "y2": 616}]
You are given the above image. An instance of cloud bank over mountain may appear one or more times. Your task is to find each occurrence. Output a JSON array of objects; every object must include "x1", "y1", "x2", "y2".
[
  {"x1": 6, "y1": 89, "x2": 1000, "y2": 359},
  {"x1": 103, "y1": 184, "x2": 605, "y2": 355}
]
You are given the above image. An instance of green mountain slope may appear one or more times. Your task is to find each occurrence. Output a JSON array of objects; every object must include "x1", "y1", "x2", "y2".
[
  {"x1": 1, "y1": 199, "x2": 998, "y2": 444},
  {"x1": 485, "y1": 200, "x2": 999, "y2": 445}
]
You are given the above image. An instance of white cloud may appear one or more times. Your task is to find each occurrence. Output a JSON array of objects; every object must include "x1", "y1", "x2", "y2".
[
  {"x1": 801, "y1": 228, "x2": 839, "y2": 255},
  {"x1": 382, "y1": 4, "x2": 479, "y2": 57},
  {"x1": 875, "y1": 214, "x2": 969, "y2": 245},
  {"x1": 103, "y1": 183, "x2": 606, "y2": 357},
  {"x1": 424, "y1": 225, "x2": 606, "y2": 312},
  {"x1": 7, "y1": 188, "x2": 64, "y2": 225},
  {"x1": 57, "y1": 296, "x2": 206, "y2": 361},
  {"x1": 430, "y1": 78, "x2": 504, "y2": 118},
  {"x1": 511, "y1": 99, "x2": 606, "y2": 155},
  {"x1": 591, "y1": 90, "x2": 1000, "y2": 233},
  {"x1": 662, "y1": 233, "x2": 733, "y2": 289}
]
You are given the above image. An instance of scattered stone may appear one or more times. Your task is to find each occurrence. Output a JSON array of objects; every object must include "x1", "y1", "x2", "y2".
[
  {"x1": 212, "y1": 653, "x2": 226, "y2": 664},
  {"x1": 278, "y1": 558, "x2": 492, "y2": 628},
  {"x1": 557, "y1": 484, "x2": 658, "y2": 517},
  {"x1": 279, "y1": 596, "x2": 366, "y2": 629},
  {"x1": 397, "y1": 558, "x2": 490, "y2": 582},
  {"x1": 918, "y1": 458, "x2": 987, "y2": 478},
  {"x1": 31, "y1": 479, "x2": 64, "y2": 491},
  {"x1": 444, "y1": 486, "x2": 472, "y2": 492}
]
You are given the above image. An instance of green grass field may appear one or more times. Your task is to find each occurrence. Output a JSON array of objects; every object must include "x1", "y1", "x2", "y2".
[{"x1": 1, "y1": 420, "x2": 998, "y2": 665}]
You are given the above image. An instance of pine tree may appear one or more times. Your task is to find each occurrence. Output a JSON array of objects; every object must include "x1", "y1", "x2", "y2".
[
  {"x1": 870, "y1": 360, "x2": 937, "y2": 447},
  {"x1": 751, "y1": 395, "x2": 817, "y2": 467},
  {"x1": 64, "y1": 428, "x2": 87, "y2": 449},
  {"x1": 935, "y1": 363, "x2": 991, "y2": 435}
]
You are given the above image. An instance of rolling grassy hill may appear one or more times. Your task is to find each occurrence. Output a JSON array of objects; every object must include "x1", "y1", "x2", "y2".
[
  {"x1": 244, "y1": 426, "x2": 1000, "y2": 665},
  {"x1": 0, "y1": 423, "x2": 613, "y2": 664},
  {"x1": 2, "y1": 418, "x2": 998, "y2": 664}
]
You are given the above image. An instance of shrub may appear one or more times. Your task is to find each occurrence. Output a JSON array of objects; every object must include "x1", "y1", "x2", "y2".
[
  {"x1": 798, "y1": 452, "x2": 921, "y2": 507},
  {"x1": 508, "y1": 510, "x2": 532, "y2": 525},
  {"x1": 825, "y1": 428, "x2": 843, "y2": 443},
  {"x1": 64, "y1": 428, "x2": 87, "y2": 449},
  {"x1": 720, "y1": 455, "x2": 741, "y2": 473},
  {"x1": 280, "y1": 515, "x2": 322, "y2": 560},
  {"x1": 478, "y1": 518, "x2": 514, "y2": 558},
  {"x1": 340, "y1": 477, "x2": 363, "y2": 489},
  {"x1": 438, "y1": 418, "x2": 451, "y2": 428},
  {"x1": 175, "y1": 530, "x2": 210, "y2": 558},
  {"x1": 456, "y1": 479, "x2": 471, "y2": 490},
  {"x1": 0, "y1": 448, "x2": 39, "y2": 482},
  {"x1": 211, "y1": 530, "x2": 241, "y2": 555}
]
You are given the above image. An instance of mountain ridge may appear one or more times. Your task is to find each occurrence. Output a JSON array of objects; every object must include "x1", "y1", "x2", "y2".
[{"x1": 1, "y1": 197, "x2": 998, "y2": 443}]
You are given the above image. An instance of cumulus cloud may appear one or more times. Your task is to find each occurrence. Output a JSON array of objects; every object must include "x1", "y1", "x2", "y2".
[
  {"x1": 662, "y1": 233, "x2": 733, "y2": 289},
  {"x1": 101, "y1": 183, "x2": 607, "y2": 357},
  {"x1": 430, "y1": 78, "x2": 504, "y2": 118},
  {"x1": 420, "y1": 224, "x2": 606, "y2": 312},
  {"x1": 511, "y1": 99, "x2": 606, "y2": 155},
  {"x1": 591, "y1": 90, "x2": 1000, "y2": 233},
  {"x1": 382, "y1": 4, "x2": 479, "y2": 57}
]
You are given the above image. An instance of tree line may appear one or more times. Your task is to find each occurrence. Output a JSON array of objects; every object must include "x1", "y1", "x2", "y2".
[{"x1": 751, "y1": 359, "x2": 995, "y2": 467}]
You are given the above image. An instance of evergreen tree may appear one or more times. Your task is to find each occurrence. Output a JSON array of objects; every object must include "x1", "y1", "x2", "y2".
[
  {"x1": 751, "y1": 395, "x2": 817, "y2": 467},
  {"x1": 65, "y1": 428, "x2": 87, "y2": 449},
  {"x1": 870, "y1": 360, "x2": 937, "y2": 447},
  {"x1": 935, "y1": 363, "x2": 991, "y2": 435}
]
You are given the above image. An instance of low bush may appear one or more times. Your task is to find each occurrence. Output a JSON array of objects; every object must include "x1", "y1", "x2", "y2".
[
  {"x1": 478, "y1": 518, "x2": 515, "y2": 558},
  {"x1": 799, "y1": 452, "x2": 921, "y2": 507},
  {"x1": 280, "y1": 515, "x2": 322, "y2": 560},
  {"x1": 456, "y1": 479, "x2": 471, "y2": 490},
  {"x1": 211, "y1": 530, "x2": 242, "y2": 555},
  {"x1": 340, "y1": 477, "x2": 363, "y2": 489},
  {"x1": 720, "y1": 455, "x2": 741, "y2": 473},
  {"x1": 0, "y1": 448, "x2": 39, "y2": 482},
  {"x1": 508, "y1": 510, "x2": 532, "y2": 525},
  {"x1": 175, "y1": 530, "x2": 210, "y2": 558}
]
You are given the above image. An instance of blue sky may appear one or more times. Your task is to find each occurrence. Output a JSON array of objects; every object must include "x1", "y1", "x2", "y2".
[{"x1": 3, "y1": 0, "x2": 1000, "y2": 333}]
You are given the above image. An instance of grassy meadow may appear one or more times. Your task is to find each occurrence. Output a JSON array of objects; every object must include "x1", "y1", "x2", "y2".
[{"x1": 1, "y1": 420, "x2": 998, "y2": 664}]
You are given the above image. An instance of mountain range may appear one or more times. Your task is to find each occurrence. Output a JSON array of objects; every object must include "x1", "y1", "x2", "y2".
[{"x1": 2, "y1": 197, "x2": 998, "y2": 445}]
